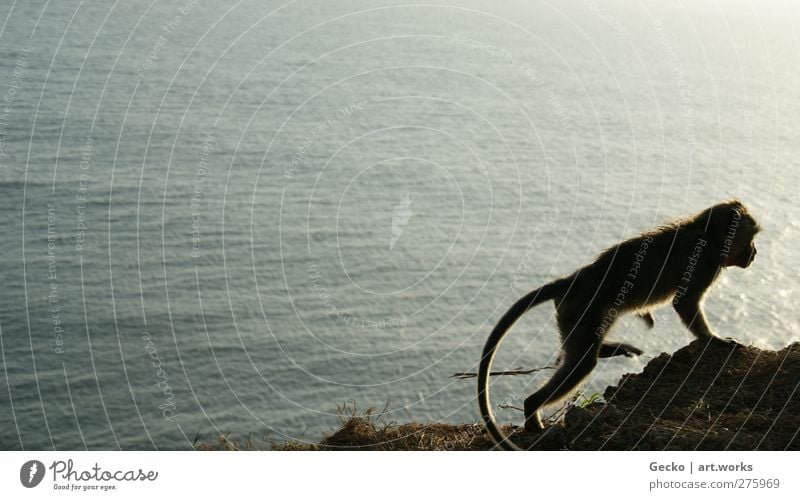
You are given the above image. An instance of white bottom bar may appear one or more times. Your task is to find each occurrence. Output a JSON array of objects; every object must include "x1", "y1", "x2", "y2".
[{"x1": 1, "y1": 451, "x2": 797, "y2": 499}]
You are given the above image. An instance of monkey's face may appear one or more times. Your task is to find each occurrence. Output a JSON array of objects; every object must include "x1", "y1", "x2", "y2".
[
  {"x1": 729, "y1": 239, "x2": 757, "y2": 268},
  {"x1": 722, "y1": 209, "x2": 761, "y2": 268}
]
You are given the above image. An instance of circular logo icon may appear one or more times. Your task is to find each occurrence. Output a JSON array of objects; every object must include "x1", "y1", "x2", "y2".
[{"x1": 20, "y1": 460, "x2": 45, "y2": 488}]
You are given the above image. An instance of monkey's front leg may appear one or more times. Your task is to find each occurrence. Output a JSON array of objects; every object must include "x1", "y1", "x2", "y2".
[{"x1": 673, "y1": 296, "x2": 739, "y2": 345}]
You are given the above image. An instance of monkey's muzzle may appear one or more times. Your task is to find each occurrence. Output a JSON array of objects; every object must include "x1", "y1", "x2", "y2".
[{"x1": 744, "y1": 245, "x2": 757, "y2": 268}]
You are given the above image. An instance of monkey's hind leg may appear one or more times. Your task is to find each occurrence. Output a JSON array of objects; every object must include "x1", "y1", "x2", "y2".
[
  {"x1": 599, "y1": 341, "x2": 643, "y2": 358},
  {"x1": 523, "y1": 350, "x2": 598, "y2": 431},
  {"x1": 523, "y1": 320, "x2": 602, "y2": 432}
]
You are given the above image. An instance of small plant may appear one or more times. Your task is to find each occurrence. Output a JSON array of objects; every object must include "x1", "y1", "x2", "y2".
[{"x1": 575, "y1": 392, "x2": 604, "y2": 408}]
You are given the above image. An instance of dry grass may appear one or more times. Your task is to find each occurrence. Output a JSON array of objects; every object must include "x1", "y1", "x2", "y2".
[{"x1": 195, "y1": 339, "x2": 800, "y2": 450}]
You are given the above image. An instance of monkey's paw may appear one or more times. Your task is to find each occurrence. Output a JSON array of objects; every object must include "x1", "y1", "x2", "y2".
[
  {"x1": 523, "y1": 423, "x2": 545, "y2": 433},
  {"x1": 522, "y1": 415, "x2": 545, "y2": 433},
  {"x1": 621, "y1": 344, "x2": 644, "y2": 357},
  {"x1": 708, "y1": 336, "x2": 743, "y2": 348},
  {"x1": 601, "y1": 342, "x2": 643, "y2": 358}
]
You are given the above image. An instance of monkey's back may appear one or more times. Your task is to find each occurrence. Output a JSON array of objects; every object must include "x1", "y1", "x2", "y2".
[{"x1": 562, "y1": 223, "x2": 720, "y2": 315}]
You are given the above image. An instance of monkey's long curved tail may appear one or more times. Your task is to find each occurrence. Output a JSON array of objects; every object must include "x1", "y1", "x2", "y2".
[{"x1": 478, "y1": 280, "x2": 563, "y2": 451}]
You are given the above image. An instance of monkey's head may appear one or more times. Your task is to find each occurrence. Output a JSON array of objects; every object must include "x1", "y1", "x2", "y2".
[{"x1": 705, "y1": 200, "x2": 761, "y2": 269}]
